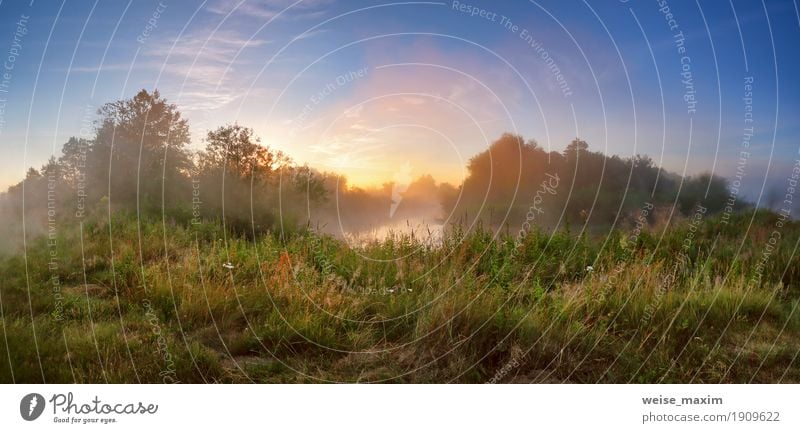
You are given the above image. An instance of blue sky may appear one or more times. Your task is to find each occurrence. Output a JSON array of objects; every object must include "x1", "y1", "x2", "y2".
[{"x1": 0, "y1": 0, "x2": 798, "y2": 200}]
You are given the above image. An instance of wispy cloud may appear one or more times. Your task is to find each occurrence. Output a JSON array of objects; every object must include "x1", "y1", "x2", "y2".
[
  {"x1": 68, "y1": 63, "x2": 147, "y2": 73},
  {"x1": 142, "y1": 30, "x2": 271, "y2": 111},
  {"x1": 146, "y1": 30, "x2": 271, "y2": 66},
  {"x1": 206, "y1": 0, "x2": 333, "y2": 20},
  {"x1": 294, "y1": 28, "x2": 328, "y2": 40}
]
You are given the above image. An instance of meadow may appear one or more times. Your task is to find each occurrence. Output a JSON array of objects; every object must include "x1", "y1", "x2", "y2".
[{"x1": 1, "y1": 209, "x2": 798, "y2": 383}]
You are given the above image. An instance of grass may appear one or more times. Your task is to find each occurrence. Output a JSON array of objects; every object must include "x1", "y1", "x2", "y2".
[{"x1": 0, "y1": 209, "x2": 798, "y2": 383}]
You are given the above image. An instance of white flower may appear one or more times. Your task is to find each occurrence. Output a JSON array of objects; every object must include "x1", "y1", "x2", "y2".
[
  {"x1": 223, "y1": 262, "x2": 234, "y2": 269},
  {"x1": 585, "y1": 265, "x2": 594, "y2": 272}
]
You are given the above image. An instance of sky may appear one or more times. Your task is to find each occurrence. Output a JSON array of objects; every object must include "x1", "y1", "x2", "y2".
[{"x1": 0, "y1": 0, "x2": 798, "y2": 200}]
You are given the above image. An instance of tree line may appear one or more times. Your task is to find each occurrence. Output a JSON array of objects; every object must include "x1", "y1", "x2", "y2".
[{"x1": 0, "y1": 89, "x2": 740, "y2": 252}]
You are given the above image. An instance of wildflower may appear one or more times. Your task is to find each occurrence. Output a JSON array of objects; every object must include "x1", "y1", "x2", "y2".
[
  {"x1": 586, "y1": 265, "x2": 594, "y2": 272},
  {"x1": 223, "y1": 262, "x2": 234, "y2": 269}
]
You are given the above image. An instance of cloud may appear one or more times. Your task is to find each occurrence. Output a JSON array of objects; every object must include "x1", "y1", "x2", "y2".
[
  {"x1": 294, "y1": 29, "x2": 328, "y2": 40},
  {"x1": 68, "y1": 63, "x2": 145, "y2": 73},
  {"x1": 400, "y1": 96, "x2": 426, "y2": 106},
  {"x1": 280, "y1": 51, "x2": 510, "y2": 184},
  {"x1": 206, "y1": 0, "x2": 333, "y2": 20},
  {"x1": 145, "y1": 30, "x2": 271, "y2": 65},
  {"x1": 140, "y1": 30, "x2": 272, "y2": 111}
]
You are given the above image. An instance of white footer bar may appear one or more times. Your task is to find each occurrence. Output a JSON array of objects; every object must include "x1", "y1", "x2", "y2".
[{"x1": 1, "y1": 384, "x2": 797, "y2": 432}]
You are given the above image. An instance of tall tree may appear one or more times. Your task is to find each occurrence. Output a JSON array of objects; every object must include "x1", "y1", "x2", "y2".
[{"x1": 88, "y1": 89, "x2": 191, "y2": 211}]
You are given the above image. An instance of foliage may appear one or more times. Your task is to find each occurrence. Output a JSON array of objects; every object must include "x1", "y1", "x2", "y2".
[{"x1": 0, "y1": 211, "x2": 797, "y2": 383}]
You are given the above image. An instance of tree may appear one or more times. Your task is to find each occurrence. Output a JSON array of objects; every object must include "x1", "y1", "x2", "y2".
[
  {"x1": 58, "y1": 137, "x2": 91, "y2": 187},
  {"x1": 461, "y1": 134, "x2": 544, "y2": 207},
  {"x1": 564, "y1": 138, "x2": 588, "y2": 160},
  {"x1": 289, "y1": 164, "x2": 327, "y2": 204},
  {"x1": 196, "y1": 124, "x2": 294, "y2": 234},
  {"x1": 677, "y1": 173, "x2": 729, "y2": 215},
  {"x1": 765, "y1": 186, "x2": 781, "y2": 210},
  {"x1": 88, "y1": 89, "x2": 192, "y2": 211},
  {"x1": 198, "y1": 124, "x2": 287, "y2": 181}
]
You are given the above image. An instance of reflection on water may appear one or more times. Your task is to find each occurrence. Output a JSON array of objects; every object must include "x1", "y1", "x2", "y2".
[{"x1": 341, "y1": 218, "x2": 445, "y2": 247}]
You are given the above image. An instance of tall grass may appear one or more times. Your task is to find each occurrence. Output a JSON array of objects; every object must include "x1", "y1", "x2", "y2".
[{"x1": 0, "y1": 210, "x2": 798, "y2": 383}]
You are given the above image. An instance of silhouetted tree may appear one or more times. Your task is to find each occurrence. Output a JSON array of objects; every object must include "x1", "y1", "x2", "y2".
[{"x1": 198, "y1": 124, "x2": 287, "y2": 181}]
